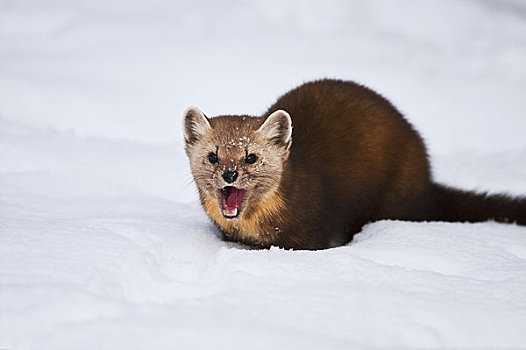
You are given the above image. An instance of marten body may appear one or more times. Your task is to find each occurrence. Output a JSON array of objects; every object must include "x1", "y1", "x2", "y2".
[{"x1": 183, "y1": 79, "x2": 526, "y2": 250}]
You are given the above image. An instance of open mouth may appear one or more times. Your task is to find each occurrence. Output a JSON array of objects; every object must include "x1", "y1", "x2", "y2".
[{"x1": 221, "y1": 186, "x2": 245, "y2": 218}]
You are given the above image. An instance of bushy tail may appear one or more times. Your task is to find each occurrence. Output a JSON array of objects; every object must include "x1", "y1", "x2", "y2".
[{"x1": 430, "y1": 183, "x2": 526, "y2": 226}]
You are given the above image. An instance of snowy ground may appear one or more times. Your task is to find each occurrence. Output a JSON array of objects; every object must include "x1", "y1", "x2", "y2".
[{"x1": 1, "y1": 0, "x2": 526, "y2": 349}]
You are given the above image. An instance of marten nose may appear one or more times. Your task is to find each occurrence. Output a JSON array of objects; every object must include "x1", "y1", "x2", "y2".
[{"x1": 222, "y1": 170, "x2": 238, "y2": 183}]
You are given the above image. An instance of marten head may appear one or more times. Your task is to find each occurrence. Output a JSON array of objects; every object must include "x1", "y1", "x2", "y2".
[{"x1": 183, "y1": 107, "x2": 292, "y2": 223}]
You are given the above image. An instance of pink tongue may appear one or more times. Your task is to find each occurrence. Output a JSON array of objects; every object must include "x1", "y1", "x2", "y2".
[{"x1": 226, "y1": 187, "x2": 245, "y2": 210}]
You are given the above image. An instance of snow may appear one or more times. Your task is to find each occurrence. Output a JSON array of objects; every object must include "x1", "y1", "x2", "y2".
[{"x1": 1, "y1": 0, "x2": 526, "y2": 349}]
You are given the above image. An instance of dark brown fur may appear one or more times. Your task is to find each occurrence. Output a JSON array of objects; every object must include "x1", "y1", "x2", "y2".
[{"x1": 184, "y1": 79, "x2": 526, "y2": 249}]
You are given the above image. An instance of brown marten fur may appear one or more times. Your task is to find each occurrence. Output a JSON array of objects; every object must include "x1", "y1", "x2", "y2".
[{"x1": 183, "y1": 79, "x2": 526, "y2": 250}]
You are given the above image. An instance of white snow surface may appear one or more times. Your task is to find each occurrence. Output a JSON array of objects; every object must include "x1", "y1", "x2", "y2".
[{"x1": 1, "y1": 0, "x2": 526, "y2": 349}]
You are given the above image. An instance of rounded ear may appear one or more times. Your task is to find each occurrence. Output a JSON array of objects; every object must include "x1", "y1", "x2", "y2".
[
  {"x1": 257, "y1": 110, "x2": 292, "y2": 149},
  {"x1": 183, "y1": 106, "x2": 211, "y2": 146}
]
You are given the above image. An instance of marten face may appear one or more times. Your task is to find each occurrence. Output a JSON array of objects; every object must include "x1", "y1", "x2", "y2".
[{"x1": 183, "y1": 107, "x2": 292, "y2": 222}]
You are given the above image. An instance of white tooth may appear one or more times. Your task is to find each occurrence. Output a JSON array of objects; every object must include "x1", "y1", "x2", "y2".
[{"x1": 223, "y1": 208, "x2": 238, "y2": 217}]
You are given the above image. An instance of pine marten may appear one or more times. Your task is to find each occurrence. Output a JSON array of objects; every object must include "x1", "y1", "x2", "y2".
[{"x1": 183, "y1": 79, "x2": 526, "y2": 250}]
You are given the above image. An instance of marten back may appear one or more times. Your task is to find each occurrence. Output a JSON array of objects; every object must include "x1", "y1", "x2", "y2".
[
  {"x1": 183, "y1": 79, "x2": 526, "y2": 250},
  {"x1": 264, "y1": 80, "x2": 436, "y2": 247}
]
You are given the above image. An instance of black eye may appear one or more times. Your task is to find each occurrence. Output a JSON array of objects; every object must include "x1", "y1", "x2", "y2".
[
  {"x1": 208, "y1": 152, "x2": 218, "y2": 164},
  {"x1": 245, "y1": 153, "x2": 257, "y2": 164}
]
